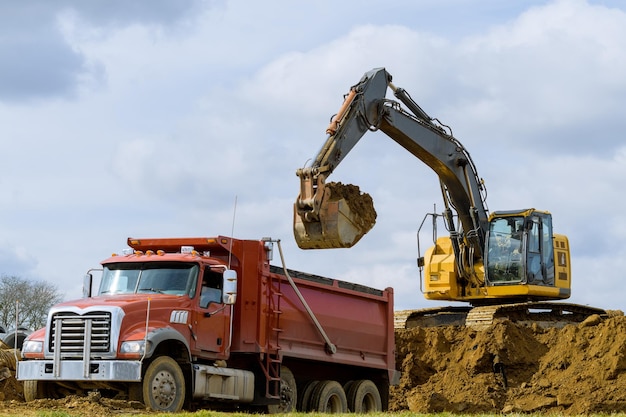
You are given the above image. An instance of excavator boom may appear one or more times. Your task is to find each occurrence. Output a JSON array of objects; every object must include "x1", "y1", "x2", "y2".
[
  {"x1": 293, "y1": 67, "x2": 599, "y2": 328},
  {"x1": 294, "y1": 68, "x2": 487, "y2": 265}
]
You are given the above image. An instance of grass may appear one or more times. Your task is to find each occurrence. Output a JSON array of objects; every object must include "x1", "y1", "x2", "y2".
[{"x1": 10, "y1": 413, "x2": 626, "y2": 417}]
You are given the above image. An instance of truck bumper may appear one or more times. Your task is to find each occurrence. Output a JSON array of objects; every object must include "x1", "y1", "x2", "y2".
[{"x1": 17, "y1": 360, "x2": 142, "y2": 382}]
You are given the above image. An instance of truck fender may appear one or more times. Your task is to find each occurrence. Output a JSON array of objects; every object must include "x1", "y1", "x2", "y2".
[{"x1": 144, "y1": 326, "x2": 191, "y2": 362}]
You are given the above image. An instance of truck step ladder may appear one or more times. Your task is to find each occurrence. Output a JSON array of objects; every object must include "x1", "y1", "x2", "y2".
[{"x1": 260, "y1": 274, "x2": 283, "y2": 399}]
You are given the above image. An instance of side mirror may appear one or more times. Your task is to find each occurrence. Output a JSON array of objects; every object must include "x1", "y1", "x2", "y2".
[
  {"x1": 83, "y1": 273, "x2": 93, "y2": 298},
  {"x1": 222, "y1": 270, "x2": 237, "y2": 305}
]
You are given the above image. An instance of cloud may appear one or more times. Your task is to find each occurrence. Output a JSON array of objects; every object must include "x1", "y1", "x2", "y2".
[
  {"x1": 450, "y1": 0, "x2": 626, "y2": 154},
  {"x1": 0, "y1": 0, "x2": 203, "y2": 102},
  {"x1": 1, "y1": 0, "x2": 626, "y2": 313}
]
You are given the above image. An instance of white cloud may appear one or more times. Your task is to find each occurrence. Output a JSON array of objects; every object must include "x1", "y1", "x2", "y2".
[{"x1": 1, "y1": 0, "x2": 625, "y2": 316}]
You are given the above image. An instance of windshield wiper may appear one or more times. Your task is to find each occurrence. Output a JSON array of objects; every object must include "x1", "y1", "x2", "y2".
[{"x1": 138, "y1": 288, "x2": 165, "y2": 294}]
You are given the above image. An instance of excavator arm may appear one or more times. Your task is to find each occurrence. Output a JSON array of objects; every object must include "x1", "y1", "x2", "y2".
[{"x1": 295, "y1": 68, "x2": 489, "y2": 278}]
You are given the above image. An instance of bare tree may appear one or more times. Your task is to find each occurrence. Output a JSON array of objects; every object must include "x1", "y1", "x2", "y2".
[{"x1": 0, "y1": 275, "x2": 63, "y2": 330}]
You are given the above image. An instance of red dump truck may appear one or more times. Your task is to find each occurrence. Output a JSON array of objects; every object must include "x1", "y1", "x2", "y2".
[{"x1": 18, "y1": 236, "x2": 396, "y2": 412}]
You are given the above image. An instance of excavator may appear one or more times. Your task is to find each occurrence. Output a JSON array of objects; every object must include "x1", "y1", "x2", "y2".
[{"x1": 294, "y1": 67, "x2": 607, "y2": 329}]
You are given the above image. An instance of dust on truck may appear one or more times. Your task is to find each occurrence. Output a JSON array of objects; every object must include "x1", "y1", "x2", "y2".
[{"x1": 17, "y1": 236, "x2": 397, "y2": 412}]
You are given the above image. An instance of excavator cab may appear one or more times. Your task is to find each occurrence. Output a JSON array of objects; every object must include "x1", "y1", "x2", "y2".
[
  {"x1": 423, "y1": 208, "x2": 570, "y2": 303},
  {"x1": 485, "y1": 210, "x2": 556, "y2": 287}
]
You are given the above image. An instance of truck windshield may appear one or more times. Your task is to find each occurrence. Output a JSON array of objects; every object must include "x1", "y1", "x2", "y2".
[{"x1": 98, "y1": 262, "x2": 199, "y2": 296}]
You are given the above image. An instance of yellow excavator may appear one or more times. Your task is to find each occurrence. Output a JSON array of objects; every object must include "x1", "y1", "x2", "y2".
[{"x1": 294, "y1": 67, "x2": 607, "y2": 329}]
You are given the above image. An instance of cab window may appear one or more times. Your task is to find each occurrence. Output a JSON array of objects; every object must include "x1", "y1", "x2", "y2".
[{"x1": 200, "y1": 269, "x2": 223, "y2": 308}]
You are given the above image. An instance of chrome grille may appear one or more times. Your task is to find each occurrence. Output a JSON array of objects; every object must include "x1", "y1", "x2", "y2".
[{"x1": 49, "y1": 311, "x2": 111, "y2": 356}]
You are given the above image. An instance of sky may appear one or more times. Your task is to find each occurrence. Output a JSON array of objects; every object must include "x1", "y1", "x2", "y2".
[{"x1": 1, "y1": 0, "x2": 626, "y2": 313}]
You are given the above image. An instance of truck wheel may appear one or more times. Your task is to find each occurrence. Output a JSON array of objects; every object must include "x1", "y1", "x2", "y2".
[
  {"x1": 346, "y1": 379, "x2": 382, "y2": 412},
  {"x1": 142, "y1": 356, "x2": 186, "y2": 412},
  {"x1": 2, "y1": 332, "x2": 28, "y2": 349},
  {"x1": 309, "y1": 380, "x2": 347, "y2": 413},
  {"x1": 23, "y1": 380, "x2": 45, "y2": 401},
  {"x1": 299, "y1": 380, "x2": 319, "y2": 411},
  {"x1": 267, "y1": 366, "x2": 297, "y2": 413}
]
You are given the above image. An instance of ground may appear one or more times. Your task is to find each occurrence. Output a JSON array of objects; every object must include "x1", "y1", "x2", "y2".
[
  {"x1": 390, "y1": 312, "x2": 626, "y2": 414},
  {"x1": 3, "y1": 314, "x2": 626, "y2": 415}
]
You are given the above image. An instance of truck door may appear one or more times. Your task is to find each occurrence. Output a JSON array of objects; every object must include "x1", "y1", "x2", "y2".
[
  {"x1": 191, "y1": 268, "x2": 231, "y2": 356},
  {"x1": 526, "y1": 213, "x2": 555, "y2": 286}
]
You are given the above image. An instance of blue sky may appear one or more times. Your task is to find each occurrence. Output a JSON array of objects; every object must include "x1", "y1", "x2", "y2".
[{"x1": 1, "y1": 0, "x2": 625, "y2": 312}]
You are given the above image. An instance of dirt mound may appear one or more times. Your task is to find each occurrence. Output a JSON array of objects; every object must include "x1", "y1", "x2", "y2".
[
  {"x1": 390, "y1": 313, "x2": 626, "y2": 414},
  {"x1": 0, "y1": 393, "x2": 148, "y2": 416},
  {"x1": 325, "y1": 182, "x2": 377, "y2": 229},
  {"x1": 0, "y1": 340, "x2": 22, "y2": 403}
]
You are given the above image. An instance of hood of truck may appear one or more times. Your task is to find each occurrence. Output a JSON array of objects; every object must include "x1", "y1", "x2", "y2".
[
  {"x1": 55, "y1": 293, "x2": 188, "y2": 309},
  {"x1": 26, "y1": 293, "x2": 194, "y2": 360}
]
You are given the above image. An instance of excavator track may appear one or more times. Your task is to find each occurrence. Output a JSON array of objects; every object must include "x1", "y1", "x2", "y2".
[
  {"x1": 396, "y1": 306, "x2": 472, "y2": 329},
  {"x1": 396, "y1": 302, "x2": 608, "y2": 330},
  {"x1": 465, "y1": 302, "x2": 608, "y2": 330}
]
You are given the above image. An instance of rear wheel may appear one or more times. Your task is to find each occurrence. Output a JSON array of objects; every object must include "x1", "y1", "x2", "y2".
[
  {"x1": 299, "y1": 380, "x2": 319, "y2": 411},
  {"x1": 142, "y1": 356, "x2": 185, "y2": 412},
  {"x1": 346, "y1": 379, "x2": 382, "y2": 412},
  {"x1": 309, "y1": 380, "x2": 347, "y2": 413},
  {"x1": 267, "y1": 366, "x2": 297, "y2": 413}
]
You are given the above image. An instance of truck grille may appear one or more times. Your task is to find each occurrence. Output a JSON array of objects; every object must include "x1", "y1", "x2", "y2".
[{"x1": 49, "y1": 311, "x2": 112, "y2": 356}]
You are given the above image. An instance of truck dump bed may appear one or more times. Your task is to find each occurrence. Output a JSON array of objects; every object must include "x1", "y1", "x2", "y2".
[{"x1": 230, "y1": 242, "x2": 394, "y2": 376}]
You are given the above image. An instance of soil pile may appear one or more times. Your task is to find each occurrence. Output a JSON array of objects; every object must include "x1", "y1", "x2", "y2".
[
  {"x1": 326, "y1": 182, "x2": 377, "y2": 231},
  {"x1": 390, "y1": 313, "x2": 626, "y2": 415},
  {"x1": 0, "y1": 340, "x2": 22, "y2": 403},
  {"x1": 0, "y1": 393, "x2": 148, "y2": 417}
]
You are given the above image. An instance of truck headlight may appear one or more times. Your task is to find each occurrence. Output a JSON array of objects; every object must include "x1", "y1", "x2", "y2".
[
  {"x1": 21, "y1": 340, "x2": 43, "y2": 356},
  {"x1": 120, "y1": 340, "x2": 149, "y2": 354}
]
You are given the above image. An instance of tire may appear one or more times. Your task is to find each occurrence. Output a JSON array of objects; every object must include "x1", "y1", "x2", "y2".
[
  {"x1": 142, "y1": 356, "x2": 186, "y2": 412},
  {"x1": 23, "y1": 380, "x2": 45, "y2": 402},
  {"x1": 299, "y1": 380, "x2": 319, "y2": 411},
  {"x1": 309, "y1": 380, "x2": 347, "y2": 413},
  {"x1": 267, "y1": 366, "x2": 297, "y2": 413},
  {"x1": 23, "y1": 380, "x2": 63, "y2": 401},
  {"x1": 346, "y1": 379, "x2": 382, "y2": 412},
  {"x1": 2, "y1": 332, "x2": 28, "y2": 349}
]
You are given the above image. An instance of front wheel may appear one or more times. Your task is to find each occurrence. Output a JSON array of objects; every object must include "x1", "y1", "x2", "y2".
[
  {"x1": 142, "y1": 356, "x2": 186, "y2": 412},
  {"x1": 23, "y1": 380, "x2": 45, "y2": 402},
  {"x1": 23, "y1": 380, "x2": 63, "y2": 401}
]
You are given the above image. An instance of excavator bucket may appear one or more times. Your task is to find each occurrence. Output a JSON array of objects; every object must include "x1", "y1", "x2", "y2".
[{"x1": 294, "y1": 182, "x2": 377, "y2": 249}]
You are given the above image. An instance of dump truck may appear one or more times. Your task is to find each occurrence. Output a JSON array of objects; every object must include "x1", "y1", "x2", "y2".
[
  {"x1": 294, "y1": 67, "x2": 607, "y2": 328},
  {"x1": 18, "y1": 236, "x2": 396, "y2": 412}
]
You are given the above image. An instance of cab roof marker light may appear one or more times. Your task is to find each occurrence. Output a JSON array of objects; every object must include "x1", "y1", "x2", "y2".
[
  {"x1": 146, "y1": 250, "x2": 154, "y2": 256},
  {"x1": 181, "y1": 246, "x2": 194, "y2": 254},
  {"x1": 134, "y1": 250, "x2": 144, "y2": 256},
  {"x1": 157, "y1": 250, "x2": 165, "y2": 256},
  {"x1": 122, "y1": 248, "x2": 134, "y2": 256}
]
